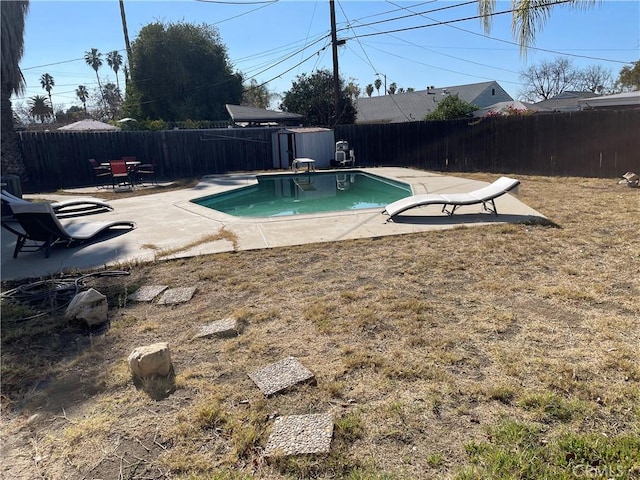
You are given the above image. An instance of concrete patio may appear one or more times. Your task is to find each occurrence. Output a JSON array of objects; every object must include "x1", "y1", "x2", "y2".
[{"x1": 1, "y1": 168, "x2": 545, "y2": 281}]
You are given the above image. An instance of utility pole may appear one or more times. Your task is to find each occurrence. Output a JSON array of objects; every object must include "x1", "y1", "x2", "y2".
[{"x1": 329, "y1": 0, "x2": 340, "y2": 124}]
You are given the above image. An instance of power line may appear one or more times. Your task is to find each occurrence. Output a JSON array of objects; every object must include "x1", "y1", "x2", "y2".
[
  {"x1": 383, "y1": 0, "x2": 635, "y2": 65},
  {"x1": 344, "y1": 0, "x2": 633, "y2": 65}
]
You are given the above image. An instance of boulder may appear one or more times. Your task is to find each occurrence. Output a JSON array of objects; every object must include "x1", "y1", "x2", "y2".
[
  {"x1": 128, "y1": 342, "x2": 173, "y2": 379},
  {"x1": 65, "y1": 288, "x2": 108, "y2": 327}
]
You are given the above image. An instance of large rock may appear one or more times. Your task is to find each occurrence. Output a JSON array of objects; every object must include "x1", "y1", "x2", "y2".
[
  {"x1": 65, "y1": 288, "x2": 108, "y2": 327},
  {"x1": 128, "y1": 342, "x2": 173, "y2": 379}
]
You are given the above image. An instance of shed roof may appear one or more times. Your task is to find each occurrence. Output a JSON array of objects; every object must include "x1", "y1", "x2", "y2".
[{"x1": 225, "y1": 104, "x2": 303, "y2": 125}]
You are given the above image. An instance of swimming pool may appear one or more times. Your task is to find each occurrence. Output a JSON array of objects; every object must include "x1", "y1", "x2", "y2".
[{"x1": 191, "y1": 171, "x2": 412, "y2": 218}]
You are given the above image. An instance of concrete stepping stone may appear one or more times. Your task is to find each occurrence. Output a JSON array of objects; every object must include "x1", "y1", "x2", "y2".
[
  {"x1": 248, "y1": 357, "x2": 315, "y2": 396},
  {"x1": 157, "y1": 287, "x2": 196, "y2": 305},
  {"x1": 264, "y1": 413, "x2": 333, "y2": 456},
  {"x1": 193, "y1": 318, "x2": 238, "y2": 339},
  {"x1": 128, "y1": 285, "x2": 168, "y2": 302}
]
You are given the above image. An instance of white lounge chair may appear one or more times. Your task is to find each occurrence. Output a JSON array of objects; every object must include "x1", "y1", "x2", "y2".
[
  {"x1": 383, "y1": 176, "x2": 520, "y2": 221},
  {"x1": 1, "y1": 189, "x2": 113, "y2": 219},
  {"x1": 3, "y1": 202, "x2": 135, "y2": 258}
]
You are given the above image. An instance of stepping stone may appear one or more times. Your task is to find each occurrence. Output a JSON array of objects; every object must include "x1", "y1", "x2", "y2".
[
  {"x1": 248, "y1": 357, "x2": 315, "y2": 396},
  {"x1": 193, "y1": 318, "x2": 238, "y2": 339},
  {"x1": 157, "y1": 287, "x2": 196, "y2": 305},
  {"x1": 264, "y1": 413, "x2": 333, "y2": 456},
  {"x1": 128, "y1": 285, "x2": 168, "y2": 302}
]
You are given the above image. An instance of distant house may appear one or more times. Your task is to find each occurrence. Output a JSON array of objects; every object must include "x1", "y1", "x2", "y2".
[
  {"x1": 533, "y1": 91, "x2": 599, "y2": 112},
  {"x1": 577, "y1": 91, "x2": 640, "y2": 110},
  {"x1": 355, "y1": 81, "x2": 512, "y2": 124}
]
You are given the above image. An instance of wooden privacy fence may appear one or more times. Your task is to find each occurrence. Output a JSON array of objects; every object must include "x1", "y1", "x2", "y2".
[
  {"x1": 17, "y1": 110, "x2": 639, "y2": 190},
  {"x1": 18, "y1": 127, "x2": 278, "y2": 190},
  {"x1": 335, "y1": 109, "x2": 640, "y2": 177}
]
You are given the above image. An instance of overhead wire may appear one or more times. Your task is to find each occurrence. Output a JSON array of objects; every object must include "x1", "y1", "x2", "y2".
[{"x1": 344, "y1": 0, "x2": 633, "y2": 64}]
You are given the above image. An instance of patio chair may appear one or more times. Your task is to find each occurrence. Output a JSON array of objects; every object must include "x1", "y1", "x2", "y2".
[
  {"x1": 334, "y1": 150, "x2": 354, "y2": 168},
  {"x1": 2, "y1": 201, "x2": 136, "y2": 258},
  {"x1": 109, "y1": 159, "x2": 134, "y2": 189},
  {"x1": 88, "y1": 158, "x2": 111, "y2": 188},
  {"x1": 1, "y1": 189, "x2": 113, "y2": 219},
  {"x1": 132, "y1": 159, "x2": 157, "y2": 185},
  {"x1": 383, "y1": 176, "x2": 520, "y2": 221}
]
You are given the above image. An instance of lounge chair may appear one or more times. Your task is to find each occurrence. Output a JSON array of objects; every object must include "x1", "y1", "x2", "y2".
[
  {"x1": 383, "y1": 176, "x2": 520, "y2": 221},
  {"x1": 1, "y1": 189, "x2": 113, "y2": 219},
  {"x1": 3, "y1": 202, "x2": 135, "y2": 258}
]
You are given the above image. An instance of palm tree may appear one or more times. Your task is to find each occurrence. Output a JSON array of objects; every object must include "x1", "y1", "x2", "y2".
[
  {"x1": 388, "y1": 82, "x2": 397, "y2": 95},
  {"x1": 29, "y1": 95, "x2": 53, "y2": 123},
  {"x1": 119, "y1": 0, "x2": 133, "y2": 83},
  {"x1": 76, "y1": 85, "x2": 89, "y2": 114},
  {"x1": 40, "y1": 73, "x2": 55, "y2": 117},
  {"x1": 478, "y1": 0, "x2": 598, "y2": 54},
  {"x1": 84, "y1": 48, "x2": 105, "y2": 105},
  {"x1": 1, "y1": 0, "x2": 29, "y2": 178},
  {"x1": 365, "y1": 84, "x2": 374, "y2": 97},
  {"x1": 374, "y1": 78, "x2": 382, "y2": 96},
  {"x1": 106, "y1": 50, "x2": 123, "y2": 93}
]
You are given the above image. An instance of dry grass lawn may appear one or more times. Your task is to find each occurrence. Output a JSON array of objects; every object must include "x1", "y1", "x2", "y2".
[{"x1": 1, "y1": 172, "x2": 639, "y2": 479}]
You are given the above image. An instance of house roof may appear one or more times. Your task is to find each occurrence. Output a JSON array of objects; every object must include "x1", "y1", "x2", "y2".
[
  {"x1": 355, "y1": 81, "x2": 513, "y2": 124},
  {"x1": 472, "y1": 100, "x2": 551, "y2": 117},
  {"x1": 57, "y1": 119, "x2": 120, "y2": 131},
  {"x1": 225, "y1": 104, "x2": 303, "y2": 125},
  {"x1": 577, "y1": 91, "x2": 640, "y2": 109},
  {"x1": 534, "y1": 91, "x2": 599, "y2": 112}
]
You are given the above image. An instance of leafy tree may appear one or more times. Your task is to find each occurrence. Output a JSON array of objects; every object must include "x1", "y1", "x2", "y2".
[
  {"x1": 55, "y1": 105, "x2": 84, "y2": 123},
  {"x1": 106, "y1": 50, "x2": 123, "y2": 93},
  {"x1": 519, "y1": 58, "x2": 580, "y2": 101},
  {"x1": 93, "y1": 82, "x2": 122, "y2": 120},
  {"x1": 29, "y1": 95, "x2": 53, "y2": 123},
  {"x1": 280, "y1": 69, "x2": 356, "y2": 127},
  {"x1": 614, "y1": 60, "x2": 640, "y2": 92},
  {"x1": 374, "y1": 78, "x2": 382, "y2": 96},
  {"x1": 40, "y1": 73, "x2": 55, "y2": 116},
  {"x1": 242, "y1": 78, "x2": 275, "y2": 109},
  {"x1": 365, "y1": 84, "x2": 374, "y2": 97},
  {"x1": 76, "y1": 85, "x2": 89, "y2": 113},
  {"x1": 127, "y1": 21, "x2": 243, "y2": 121},
  {"x1": 479, "y1": 0, "x2": 598, "y2": 53},
  {"x1": 1, "y1": 0, "x2": 29, "y2": 178},
  {"x1": 406, "y1": 87, "x2": 415, "y2": 92},
  {"x1": 424, "y1": 94, "x2": 477, "y2": 121}
]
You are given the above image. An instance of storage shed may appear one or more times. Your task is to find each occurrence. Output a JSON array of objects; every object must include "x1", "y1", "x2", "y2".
[{"x1": 272, "y1": 127, "x2": 335, "y2": 170}]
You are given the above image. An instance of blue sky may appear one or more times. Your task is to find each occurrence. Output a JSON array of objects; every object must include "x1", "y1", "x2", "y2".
[{"x1": 16, "y1": 0, "x2": 639, "y2": 112}]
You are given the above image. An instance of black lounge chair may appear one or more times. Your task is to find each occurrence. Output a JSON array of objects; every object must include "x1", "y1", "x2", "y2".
[
  {"x1": 3, "y1": 202, "x2": 136, "y2": 258},
  {"x1": 383, "y1": 176, "x2": 521, "y2": 221},
  {"x1": 1, "y1": 189, "x2": 113, "y2": 219}
]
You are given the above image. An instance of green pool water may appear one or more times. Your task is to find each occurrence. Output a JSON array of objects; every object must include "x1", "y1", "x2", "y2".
[{"x1": 192, "y1": 171, "x2": 412, "y2": 218}]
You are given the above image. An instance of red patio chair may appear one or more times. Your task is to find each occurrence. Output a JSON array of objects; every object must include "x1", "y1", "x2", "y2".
[{"x1": 109, "y1": 160, "x2": 133, "y2": 189}]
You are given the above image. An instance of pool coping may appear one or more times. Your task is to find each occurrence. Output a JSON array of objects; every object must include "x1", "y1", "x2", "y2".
[{"x1": 1, "y1": 168, "x2": 546, "y2": 281}]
